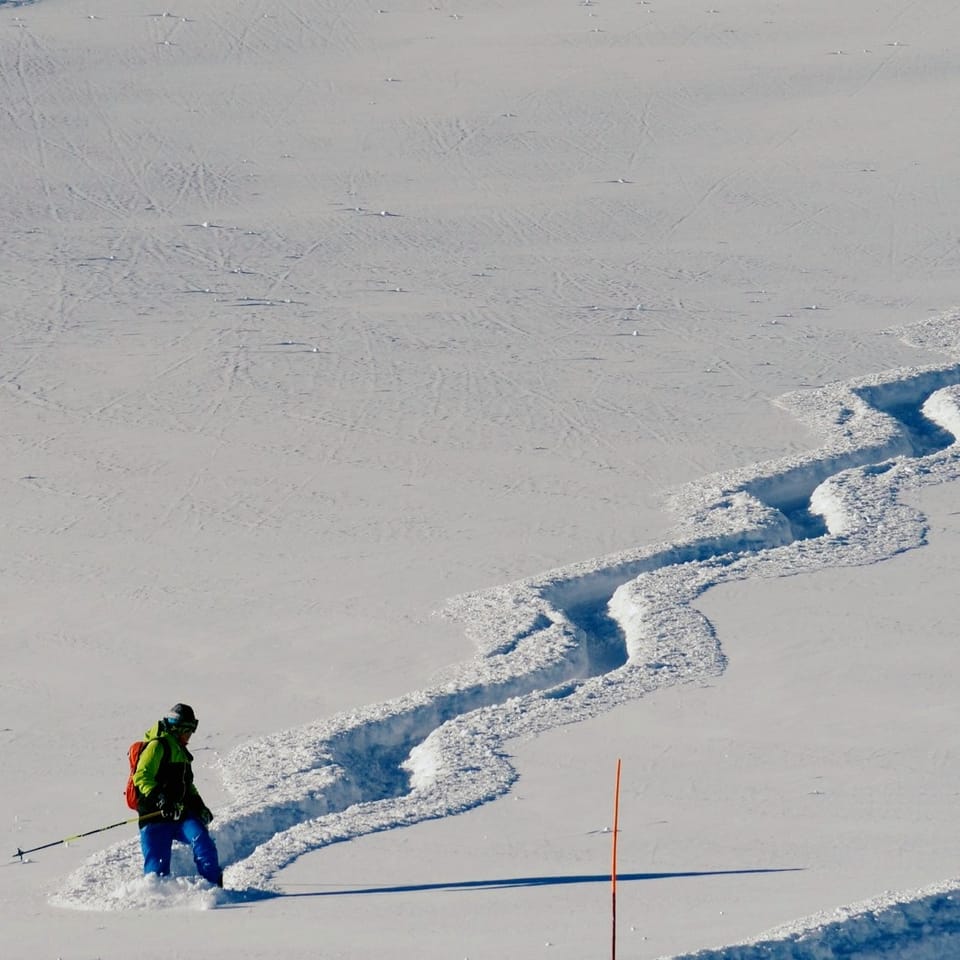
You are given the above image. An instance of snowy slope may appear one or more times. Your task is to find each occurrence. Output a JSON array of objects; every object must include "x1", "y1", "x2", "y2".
[
  {"x1": 4, "y1": 1, "x2": 960, "y2": 958},
  {"x1": 49, "y1": 313, "x2": 960, "y2": 960}
]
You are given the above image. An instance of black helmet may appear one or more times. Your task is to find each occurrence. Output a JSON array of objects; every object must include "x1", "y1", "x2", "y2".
[{"x1": 164, "y1": 702, "x2": 198, "y2": 733}]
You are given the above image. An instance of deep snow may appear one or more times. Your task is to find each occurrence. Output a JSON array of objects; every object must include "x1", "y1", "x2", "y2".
[
  {"x1": 4, "y1": 1, "x2": 960, "y2": 958},
  {"x1": 46, "y1": 311, "x2": 960, "y2": 960}
]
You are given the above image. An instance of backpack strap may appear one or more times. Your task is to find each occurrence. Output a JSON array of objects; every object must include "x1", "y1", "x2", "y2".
[{"x1": 154, "y1": 733, "x2": 171, "y2": 772}]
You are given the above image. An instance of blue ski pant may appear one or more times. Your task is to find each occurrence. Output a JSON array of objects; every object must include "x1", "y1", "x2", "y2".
[{"x1": 140, "y1": 816, "x2": 221, "y2": 885}]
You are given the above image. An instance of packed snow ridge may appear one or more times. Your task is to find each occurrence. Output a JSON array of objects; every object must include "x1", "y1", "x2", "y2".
[
  {"x1": 664, "y1": 878, "x2": 960, "y2": 960},
  {"x1": 54, "y1": 312, "x2": 960, "y2": 955}
]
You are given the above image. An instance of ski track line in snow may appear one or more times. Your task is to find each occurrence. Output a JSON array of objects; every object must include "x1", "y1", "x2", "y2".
[
  {"x1": 661, "y1": 876, "x2": 960, "y2": 960},
  {"x1": 53, "y1": 311, "x2": 960, "y2": 916}
]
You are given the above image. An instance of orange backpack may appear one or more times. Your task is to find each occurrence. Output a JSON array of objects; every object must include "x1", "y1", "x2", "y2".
[{"x1": 124, "y1": 738, "x2": 169, "y2": 810}]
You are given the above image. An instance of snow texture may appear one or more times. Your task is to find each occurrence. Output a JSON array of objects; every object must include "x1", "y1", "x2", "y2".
[
  {"x1": 4, "y1": 1, "x2": 960, "y2": 957},
  {"x1": 51, "y1": 312, "x2": 960, "y2": 960}
]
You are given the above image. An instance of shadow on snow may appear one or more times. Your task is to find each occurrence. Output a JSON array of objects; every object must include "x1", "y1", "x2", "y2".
[{"x1": 279, "y1": 866, "x2": 804, "y2": 897}]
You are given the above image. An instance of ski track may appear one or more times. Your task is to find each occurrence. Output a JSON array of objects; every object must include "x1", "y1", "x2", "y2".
[{"x1": 54, "y1": 312, "x2": 960, "y2": 918}]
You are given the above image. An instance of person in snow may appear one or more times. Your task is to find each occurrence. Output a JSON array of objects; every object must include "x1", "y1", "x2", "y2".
[{"x1": 132, "y1": 703, "x2": 223, "y2": 887}]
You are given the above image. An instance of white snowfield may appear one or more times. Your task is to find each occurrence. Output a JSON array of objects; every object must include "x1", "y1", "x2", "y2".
[
  {"x1": 657, "y1": 879, "x2": 960, "y2": 960},
  {"x1": 53, "y1": 312, "x2": 960, "y2": 960},
  {"x1": 6, "y1": 0, "x2": 960, "y2": 957}
]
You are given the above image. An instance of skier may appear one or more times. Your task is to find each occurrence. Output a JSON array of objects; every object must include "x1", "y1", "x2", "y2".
[{"x1": 131, "y1": 703, "x2": 223, "y2": 887}]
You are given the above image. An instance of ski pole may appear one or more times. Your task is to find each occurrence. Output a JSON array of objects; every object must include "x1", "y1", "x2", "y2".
[{"x1": 11, "y1": 810, "x2": 163, "y2": 860}]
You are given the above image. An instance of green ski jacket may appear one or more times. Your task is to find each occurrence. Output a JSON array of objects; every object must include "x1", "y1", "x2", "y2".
[{"x1": 132, "y1": 722, "x2": 204, "y2": 817}]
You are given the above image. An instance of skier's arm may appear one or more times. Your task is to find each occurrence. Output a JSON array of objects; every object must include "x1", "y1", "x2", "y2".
[{"x1": 132, "y1": 741, "x2": 165, "y2": 798}]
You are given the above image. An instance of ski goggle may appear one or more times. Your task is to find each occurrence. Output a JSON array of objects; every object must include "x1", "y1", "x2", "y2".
[{"x1": 167, "y1": 719, "x2": 198, "y2": 734}]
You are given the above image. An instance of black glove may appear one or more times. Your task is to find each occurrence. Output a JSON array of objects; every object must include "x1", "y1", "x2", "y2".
[
  {"x1": 151, "y1": 791, "x2": 180, "y2": 820},
  {"x1": 198, "y1": 805, "x2": 214, "y2": 826}
]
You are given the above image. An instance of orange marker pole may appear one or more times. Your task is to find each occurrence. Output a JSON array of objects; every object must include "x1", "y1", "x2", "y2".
[{"x1": 611, "y1": 757, "x2": 622, "y2": 960}]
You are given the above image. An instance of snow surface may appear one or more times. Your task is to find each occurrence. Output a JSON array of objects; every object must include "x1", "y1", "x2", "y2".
[{"x1": 3, "y1": 1, "x2": 960, "y2": 958}]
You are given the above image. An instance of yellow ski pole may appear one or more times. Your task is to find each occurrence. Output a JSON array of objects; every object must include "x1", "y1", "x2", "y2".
[{"x1": 12, "y1": 810, "x2": 163, "y2": 860}]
